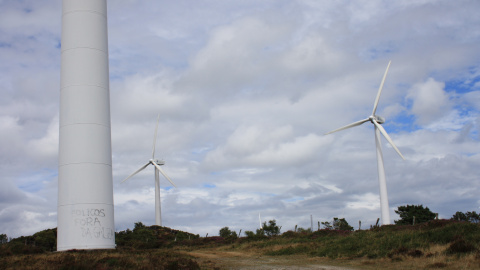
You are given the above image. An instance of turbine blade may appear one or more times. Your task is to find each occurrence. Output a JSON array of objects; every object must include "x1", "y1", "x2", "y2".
[
  {"x1": 152, "y1": 114, "x2": 160, "y2": 159},
  {"x1": 371, "y1": 120, "x2": 405, "y2": 160},
  {"x1": 152, "y1": 162, "x2": 177, "y2": 188},
  {"x1": 121, "y1": 162, "x2": 151, "y2": 183},
  {"x1": 324, "y1": 118, "x2": 370, "y2": 135},
  {"x1": 372, "y1": 60, "x2": 392, "y2": 116}
]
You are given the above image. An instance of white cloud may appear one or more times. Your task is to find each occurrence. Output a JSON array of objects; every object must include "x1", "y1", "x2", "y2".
[
  {"x1": 204, "y1": 124, "x2": 332, "y2": 170},
  {"x1": 407, "y1": 78, "x2": 451, "y2": 125},
  {"x1": 1, "y1": 0, "x2": 480, "y2": 238},
  {"x1": 347, "y1": 193, "x2": 380, "y2": 211},
  {"x1": 281, "y1": 34, "x2": 344, "y2": 74},
  {"x1": 28, "y1": 115, "x2": 59, "y2": 160}
]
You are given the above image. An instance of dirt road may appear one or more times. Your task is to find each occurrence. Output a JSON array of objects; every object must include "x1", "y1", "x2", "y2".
[{"x1": 186, "y1": 250, "x2": 358, "y2": 269}]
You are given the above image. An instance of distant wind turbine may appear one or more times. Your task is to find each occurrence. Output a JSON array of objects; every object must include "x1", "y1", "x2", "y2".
[
  {"x1": 121, "y1": 115, "x2": 177, "y2": 226},
  {"x1": 325, "y1": 61, "x2": 405, "y2": 225}
]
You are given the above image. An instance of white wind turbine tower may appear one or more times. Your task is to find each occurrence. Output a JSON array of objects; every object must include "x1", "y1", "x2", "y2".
[
  {"x1": 122, "y1": 115, "x2": 177, "y2": 226},
  {"x1": 325, "y1": 61, "x2": 405, "y2": 225}
]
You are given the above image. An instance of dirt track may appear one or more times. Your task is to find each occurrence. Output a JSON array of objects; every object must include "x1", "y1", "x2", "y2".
[{"x1": 187, "y1": 250, "x2": 358, "y2": 270}]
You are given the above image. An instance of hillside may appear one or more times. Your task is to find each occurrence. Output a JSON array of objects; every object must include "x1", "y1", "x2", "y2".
[{"x1": 1, "y1": 220, "x2": 480, "y2": 269}]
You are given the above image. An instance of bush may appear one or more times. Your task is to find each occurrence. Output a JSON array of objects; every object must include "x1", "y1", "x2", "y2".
[
  {"x1": 447, "y1": 237, "x2": 477, "y2": 254},
  {"x1": 296, "y1": 227, "x2": 311, "y2": 233},
  {"x1": 219, "y1": 227, "x2": 237, "y2": 239},
  {"x1": 33, "y1": 228, "x2": 56, "y2": 251},
  {"x1": 262, "y1": 220, "x2": 281, "y2": 237},
  {"x1": 244, "y1": 228, "x2": 267, "y2": 240},
  {"x1": 115, "y1": 223, "x2": 199, "y2": 249},
  {"x1": 395, "y1": 205, "x2": 436, "y2": 225},
  {"x1": 0, "y1": 234, "x2": 8, "y2": 244},
  {"x1": 218, "y1": 226, "x2": 238, "y2": 243},
  {"x1": 451, "y1": 211, "x2": 480, "y2": 223},
  {"x1": 332, "y1": 218, "x2": 353, "y2": 231}
]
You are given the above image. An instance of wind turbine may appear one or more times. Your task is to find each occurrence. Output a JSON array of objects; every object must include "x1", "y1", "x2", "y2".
[
  {"x1": 325, "y1": 61, "x2": 404, "y2": 225},
  {"x1": 121, "y1": 115, "x2": 176, "y2": 226}
]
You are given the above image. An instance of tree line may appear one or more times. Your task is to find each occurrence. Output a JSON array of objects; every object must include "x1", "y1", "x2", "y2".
[
  {"x1": 218, "y1": 205, "x2": 480, "y2": 238},
  {"x1": 1, "y1": 205, "x2": 479, "y2": 251}
]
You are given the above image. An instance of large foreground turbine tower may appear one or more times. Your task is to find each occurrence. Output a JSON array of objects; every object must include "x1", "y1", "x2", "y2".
[{"x1": 57, "y1": 0, "x2": 115, "y2": 250}]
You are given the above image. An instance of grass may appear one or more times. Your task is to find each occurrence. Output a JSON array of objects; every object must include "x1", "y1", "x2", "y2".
[
  {"x1": 259, "y1": 220, "x2": 480, "y2": 259},
  {"x1": 0, "y1": 249, "x2": 200, "y2": 270},
  {"x1": 1, "y1": 220, "x2": 480, "y2": 269}
]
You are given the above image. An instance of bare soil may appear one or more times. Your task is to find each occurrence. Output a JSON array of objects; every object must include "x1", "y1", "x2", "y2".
[
  {"x1": 186, "y1": 249, "x2": 358, "y2": 269},
  {"x1": 184, "y1": 246, "x2": 480, "y2": 270}
]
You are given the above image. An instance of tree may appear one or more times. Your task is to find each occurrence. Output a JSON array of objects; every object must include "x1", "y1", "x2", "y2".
[
  {"x1": 0, "y1": 234, "x2": 7, "y2": 244},
  {"x1": 321, "y1": 221, "x2": 333, "y2": 230},
  {"x1": 394, "y1": 205, "x2": 436, "y2": 225},
  {"x1": 33, "y1": 229, "x2": 57, "y2": 251},
  {"x1": 134, "y1": 222, "x2": 146, "y2": 230},
  {"x1": 244, "y1": 228, "x2": 266, "y2": 239},
  {"x1": 245, "y1": 220, "x2": 281, "y2": 238},
  {"x1": 333, "y1": 218, "x2": 354, "y2": 231},
  {"x1": 244, "y1": 230, "x2": 255, "y2": 238},
  {"x1": 321, "y1": 218, "x2": 353, "y2": 231},
  {"x1": 255, "y1": 228, "x2": 264, "y2": 236},
  {"x1": 466, "y1": 211, "x2": 480, "y2": 223},
  {"x1": 452, "y1": 211, "x2": 468, "y2": 221},
  {"x1": 219, "y1": 227, "x2": 236, "y2": 238},
  {"x1": 452, "y1": 211, "x2": 480, "y2": 223},
  {"x1": 262, "y1": 220, "x2": 281, "y2": 237},
  {"x1": 296, "y1": 227, "x2": 312, "y2": 233}
]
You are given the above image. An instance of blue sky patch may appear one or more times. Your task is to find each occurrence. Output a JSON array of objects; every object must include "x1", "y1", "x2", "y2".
[
  {"x1": 445, "y1": 72, "x2": 480, "y2": 94},
  {"x1": 0, "y1": 42, "x2": 12, "y2": 48},
  {"x1": 386, "y1": 114, "x2": 419, "y2": 133}
]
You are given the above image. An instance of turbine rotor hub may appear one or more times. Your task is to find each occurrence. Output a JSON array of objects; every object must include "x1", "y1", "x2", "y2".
[
  {"x1": 150, "y1": 159, "x2": 165, "y2": 165},
  {"x1": 370, "y1": 115, "x2": 385, "y2": 124}
]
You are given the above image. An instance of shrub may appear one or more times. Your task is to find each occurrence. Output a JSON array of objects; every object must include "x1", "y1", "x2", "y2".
[
  {"x1": 395, "y1": 205, "x2": 436, "y2": 225},
  {"x1": 262, "y1": 220, "x2": 281, "y2": 237},
  {"x1": 33, "y1": 228, "x2": 57, "y2": 251},
  {"x1": 446, "y1": 237, "x2": 477, "y2": 254},
  {"x1": 244, "y1": 228, "x2": 268, "y2": 240},
  {"x1": 281, "y1": 230, "x2": 298, "y2": 238},
  {"x1": 332, "y1": 218, "x2": 354, "y2": 231},
  {"x1": 219, "y1": 227, "x2": 237, "y2": 239}
]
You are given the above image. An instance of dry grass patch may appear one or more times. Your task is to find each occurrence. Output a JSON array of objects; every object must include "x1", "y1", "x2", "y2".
[{"x1": 0, "y1": 249, "x2": 201, "y2": 270}]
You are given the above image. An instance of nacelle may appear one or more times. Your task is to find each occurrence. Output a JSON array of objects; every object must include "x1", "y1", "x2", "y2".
[
  {"x1": 375, "y1": 115, "x2": 385, "y2": 124},
  {"x1": 152, "y1": 159, "x2": 165, "y2": 165}
]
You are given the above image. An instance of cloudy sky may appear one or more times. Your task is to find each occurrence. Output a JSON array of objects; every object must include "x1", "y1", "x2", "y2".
[{"x1": 1, "y1": 0, "x2": 479, "y2": 238}]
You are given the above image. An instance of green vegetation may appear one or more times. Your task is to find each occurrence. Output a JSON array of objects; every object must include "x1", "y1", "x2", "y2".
[
  {"x1": 218, "y1": 226, "x2": 238, "y2": 243},
  {"x1": 262, "y1": 219, "x2": 281, "y2": 237},
  {"x1": 1, "y1": 228, "x2": 57, "y2": 255},
  {"x1": 394, "y1": 204, "x2": 436, "y2": 225},
  {"x1": 0, "y1": 249, "x2": 200, "y2": 269},
  {"x1": 0, "y1": 220, "x2": 479, "y2": 269},
  {"x1": 219, "y1": 226, "x2": 237, "y2": 238},
  {"x1": 452, "y1": 211, "x2": 480, "y2": 223},
  {"x1": 243, "y1": 219, "x2": 282, "y2": 240},
  {"x1": 244, "y1": 228, "x2": 267, "y2": 239},
  {"x1": 2, "y1": 206, "x2": 480, "y2": 269},
  {"x1": 115, "y1": 222, "x2": 200, "y2": 249},
  {"x1": 321, "y1": 217, "x2": 354, "y2": 231},
  {"x1": 0, "y1": 234, "x2": 8, "y2": 244},
  {"x1": 265, "y1": 220, "x2": 480, "y2": 259}
]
